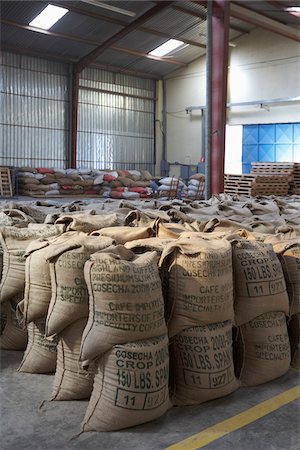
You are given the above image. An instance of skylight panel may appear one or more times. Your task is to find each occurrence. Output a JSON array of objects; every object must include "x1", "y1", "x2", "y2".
[
  {"x1": 149, "y1": 39, "x2": 186, "y2": 57},
  {"x1": 29, "y1": 4, "x2": 69, "y2": 30}
]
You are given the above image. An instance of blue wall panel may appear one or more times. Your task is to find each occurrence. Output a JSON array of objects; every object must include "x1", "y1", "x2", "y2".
[
  {"x1": 294, "y1": 123, "x2": 300, "y2": 144},
  {"x1": 243, "y1": 145, "x2": 258, "y2": 163},
  {"x1": 258, "y1": 124, "x2": 275, "y2": 144},
  {"x1": 276, "y1": 123, "x2": 293, "y2": 144},
  {"x1": 276, "y1": 145, "x2": 293, "y2": 161},
  {"x1": 242, "y1": 123, "x2": 300, "y2": 173},
  {"x1": 258, "y1": 144, "x2": 275, "y2": 162},
  {"x1": 243, "y1": 125, "x2": 258, "y2": 145}
]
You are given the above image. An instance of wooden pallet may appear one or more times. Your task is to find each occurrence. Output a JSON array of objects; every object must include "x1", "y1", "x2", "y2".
[{"x1": 0, "y1": 167, "x2": 13, "y2": 197}]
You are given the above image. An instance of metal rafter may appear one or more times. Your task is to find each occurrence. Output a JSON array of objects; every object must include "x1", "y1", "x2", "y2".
[
  {"x1": 2, "y1": 44, "x2": 160, "y2": 80},
  {"x1": 173, "y1": 3, "x2": 249, "y2": 35},
  {"x1": 75, "y1": 1, "x2": 175, "y2": 73},
  {"x1": 1, "y1": 18, "x2": 185, "y2": 67},
  {"x1": 233, "y1": 1, "x2": 290, "y2": 26},
  {"x1": 230, "y1": 2, "x2": 300, "y2": 42},
  {"x1": 51, "y1": 1, "x2": 206, "y2": 49}
]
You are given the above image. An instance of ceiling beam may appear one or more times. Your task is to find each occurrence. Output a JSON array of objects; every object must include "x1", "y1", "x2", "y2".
[
  {"x1": 52, "y1": 1, "x2": 205, "y2": 49},
  {"x1": 2, "y1": 44, "x2": 160, "y2": 80},
  {"x1": 75, "y1": 1, "x2": 175, "y2": 73},
  {"x1": 173, "y1": 3, "x2": 249, "y2": 35},
  {"x1": 1, "y1": 18, "x2": 185, "y2": 67},
  {"x1": 230, "y1": 2, "x2": 300, "y2": 42}
]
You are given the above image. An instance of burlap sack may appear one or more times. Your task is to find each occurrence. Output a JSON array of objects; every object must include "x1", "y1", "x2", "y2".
[
  {"x1": 0, "y1": 225, "x2": 65, "y2": 304},
  {"x1": 22, "y1": 232, "x2": 88, "y2": 324},
  {"x1": 124, "y1": 237, "x2": 174, "y2": 254},
  {"x1": 0, "y1": 209, "x2": 33, "y2": 228},
  {"x1": 0, "y1": 301, "x2": 28, "y2": 350},
  {"x1": 202, "y1": 218, "x2": 252, "y2": 233},
  {"x1": 55, "y1": 213, "x2": 121, "y2": 233},
  {"x1": 157, "y1": 223, "x2": 189, "y2": 239},
  {"x1": 288, "y1": 313, "x2": 299, "y2": 370},
  {"x1": 91, "y1": 226, "x2": 154, "y2": 244},
  {"x1": 234, "y1": 312, "x2": 290, "y2": 386},
  {"x1": 0, "y1": 301, "x2": 7, "y2": 335},
  {"x1": 80, "y1": 247, "x2": 167, "y2": 364},
  {"x1": 159, "y1": 238, "x2": 234, "y2": 337},
  {"x1": 51, "y1": 318, "x2": 94, "y2": 400},
  {"x1": 265, "y1": 238, "x2": 300, "y2": 316},
  {"x1": 125, "y1": 237, "x2": 175, "y2": 307},
  {"x1": 229, "y1": 238, "x2": 289, "y2": 325},
  {"x1": 81, "y1": 335, "x2": 170, "y2": 432},
  {"x1": 170, "y1": 321, "x2": 239, "y2": 406},
  {"x1": 45, "y1": 235, "x2": 114, "y2": 336},
  {"x1": 18, "y1": 319, "x2": 57, "y2": 373}
]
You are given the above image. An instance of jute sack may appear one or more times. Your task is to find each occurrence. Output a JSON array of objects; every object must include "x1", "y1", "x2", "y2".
[
  {"x1": 0, "y1": 209, "x2": 34, "y2": 228},
  {"x1": 45, "y1": 235, "x2": 114, "y2": 336},
  {"x1": 234, "y1": 312, "x2": 290, "y2": 386},
  {"x1": 228, "y1": 238, "x2": 289, "y2": 325},
  {"x1": 0, "y1": 243, "x2": 3, "y2": 283},
  {"x1": 55, "y1": 213, "x2": 121, "y2": 233},
  {"x1": 0, "y1": 225, "x2": 65, "y2": 304},
  {"x1": 51, "y1": 318, "x2": 94, "y2": 401},
  {"x1": 159, "y1": 238, "x2": 234, "y2": 337},
  {"x1": 80, "y1": 246, "x2": 167, "y2": 365},
  {"x1": 0, "y1": 301, "x2": 28, "y2": 350},
  {"x1": 81, "y1": 335, "x2": 170, "y2": 432},
  {"x1": 0, "y1": 302, "x2": 7, "y2": 335},
  {"x1": 91, "y1": 226, "x2": 154, "y2": 244},
  {"x1": 23, "y1": 232, "x2": 89, "y2": 324},
  {"x1": 157, "y1": 222, "x2": 189, "y2": 239},
  {"x1": 124, "y1": 237, "x2": 174, "y2": 254},
  {"x1": 264, "y1": 238, "x2": 300, "y2": 316},
  {"x1": 125, "y1": 237, "x2": 175, "y2": 309},
  {"x1": 288, "y1": 313, "x2": 299, "y2": 370},
  {"x1": 170, "y1": 321, "x2": 239, "y2": 406},
  {"x1": 18, "y1": 318, "x2": 58, "y2": 373}
]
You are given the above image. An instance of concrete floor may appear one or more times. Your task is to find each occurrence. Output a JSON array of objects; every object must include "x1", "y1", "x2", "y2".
[{"x1": 1, "y1": 350, "x2": 299, "y2": 450}]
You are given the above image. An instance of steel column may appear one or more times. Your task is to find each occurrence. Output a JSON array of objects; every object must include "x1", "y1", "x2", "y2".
[
  {"x1": 210, "y1": 0, "x2": 230, "y2": 194},
  {"x1": 70, "y1": 67, "x2": 79, "y2": 168}
]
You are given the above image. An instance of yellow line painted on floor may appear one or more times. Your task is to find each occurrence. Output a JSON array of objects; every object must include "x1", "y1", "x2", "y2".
[{"x1": 166, "y1": 385, "x2": 300, "y2": 450}]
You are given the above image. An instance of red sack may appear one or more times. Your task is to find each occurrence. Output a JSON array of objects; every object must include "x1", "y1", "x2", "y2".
[
  {"x1": 103, "y1": 174, "x2": 116, "y2": 183},
  {"x1": 110, "y1": 190, "x2": 124, "y2": 199},
  {"x1": 36, "y1": 168, "x2": 55, "y2": 174}
]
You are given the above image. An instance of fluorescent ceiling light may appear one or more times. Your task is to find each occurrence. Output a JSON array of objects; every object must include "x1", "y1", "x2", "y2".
[
  {"x1": 29, "y1": 5, "x2": 69, "y2": 30},
  {"x1": 80, "y1": 0, "x2": 136, "y2": 17},
  {"x1": 149, "y1": 39, "x2": 186, "y2": 57}
]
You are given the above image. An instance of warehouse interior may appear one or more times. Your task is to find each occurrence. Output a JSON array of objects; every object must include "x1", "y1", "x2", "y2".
[{"x1": 1, "y1": 1, "x2": 300, "y2": 449}]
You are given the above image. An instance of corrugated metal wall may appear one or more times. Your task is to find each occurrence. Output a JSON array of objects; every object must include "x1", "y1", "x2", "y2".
[
  {"x1": 1, "y1": 52, "x2": 156, "y2": 171},
  {"x1": 77, "y1": 67, "x2": 155, "y2": 171},
  {"x1": 1, "y1": 51, "x2": 69, "y2": 168}
]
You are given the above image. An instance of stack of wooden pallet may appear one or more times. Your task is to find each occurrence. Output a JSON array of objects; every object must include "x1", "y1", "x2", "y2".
[
  {"x1": 224, "y1": 172, "x2": 290, "y2": 196},
  {"x1": 251, "y1": 174, "x2": 289, "y2": 196},
  {"x1": 290, "y1": 163, "x2": 300, "y2": 195},
  {"x1": 224, "y1": 174, "x2": 255, "y2": 196},
  {"x1": 251, "y1": 162, "x2": 296, "y2": 195}
]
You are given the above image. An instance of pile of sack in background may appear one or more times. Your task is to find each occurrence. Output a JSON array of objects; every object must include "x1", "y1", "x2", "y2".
[
  {"x1": 17, "y1": 168, "x2": 154, "y2": 199},
  {"x1": 0, "y1": 193, "x2": 299, "y2": 433},
  {"x1": 17, "y1": 168, "x2": 206, "y2": 200}
]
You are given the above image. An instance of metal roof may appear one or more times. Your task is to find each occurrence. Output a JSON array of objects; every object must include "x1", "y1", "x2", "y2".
[{"x1": 1, "y1": 1, "x2": 299, "y2": 79}]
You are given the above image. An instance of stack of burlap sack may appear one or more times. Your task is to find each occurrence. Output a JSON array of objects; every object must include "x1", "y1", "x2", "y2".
[
  {"x1": 0, "y1": 193, "x2": 299, "y2": 433},
  {"x1": 17, "y1": 168, "x2": 154, "y2": 199}
]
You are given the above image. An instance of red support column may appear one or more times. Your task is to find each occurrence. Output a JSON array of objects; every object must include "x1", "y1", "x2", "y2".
[
  {"x1": 211, "y1": 0, "x2": 230, "y2": 194},
  {"x1": 71, "y1": 68, "x2": 79, "y2": 169}
]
